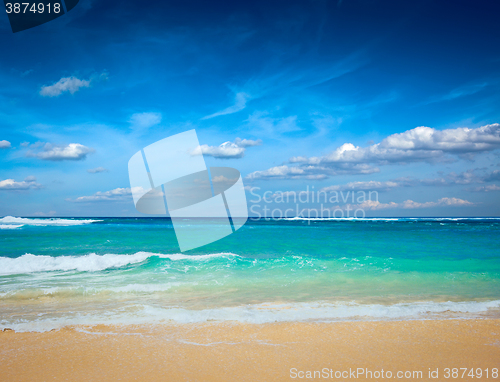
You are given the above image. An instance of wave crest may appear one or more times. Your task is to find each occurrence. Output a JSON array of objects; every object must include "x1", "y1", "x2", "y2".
[
  {"x1": 0, "y1": 224, "x2": 24, "y2": 229},
  {"x1": 0, "y1": 252, "x2": 239, "y2": 275},
  {"x1": 0, "y1": 216, "x2": 102, "y2": 228}
]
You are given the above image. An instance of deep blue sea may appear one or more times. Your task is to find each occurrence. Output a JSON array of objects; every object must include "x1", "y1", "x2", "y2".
[{"x1": 1, "y1": 216, "x2": 499, "y2": 332}]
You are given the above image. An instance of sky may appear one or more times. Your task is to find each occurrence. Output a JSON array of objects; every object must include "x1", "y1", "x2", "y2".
[{"x1": 1, "y1": 0, "x2": 499, "y2": 217}]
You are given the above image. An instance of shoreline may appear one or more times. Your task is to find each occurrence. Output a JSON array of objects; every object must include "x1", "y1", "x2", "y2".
[{"x1": 1, "y1": 318, "x2": 499, "y2": 381}]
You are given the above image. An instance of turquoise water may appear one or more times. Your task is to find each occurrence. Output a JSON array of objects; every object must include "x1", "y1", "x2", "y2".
[{"x1": 1, "y1": 216, "x2": 499, "y2": 331}]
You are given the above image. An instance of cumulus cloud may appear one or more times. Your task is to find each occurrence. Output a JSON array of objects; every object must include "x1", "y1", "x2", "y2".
[
  {"x1": 0, "y1": 140, "x2": 11, "y2": 149},
  {"x1": 40, "y1": 76, "x2": 91, "y2": 97},
  {"x1": 303, "y1": 124, "x2": 500, "y2": 166},
  {"x1": 87, "y1": 167, "x2": 108, "y2": 174},
  {"x1": 246, "y1": 163, "x2": 379, "y2": 180},
  {"x1": 247, "y1": 165, "x2": 320, "y2": 180},
  {"x1": 357, "y1": 197, "x2": 474, "y2": 210},
  {"x1": 28, "y1": 143, "x2": 95, "y2": 161},
  {"x1": 247, "y1": 165, "x2": 327, "y2": 180},
  {"x1": 195, "y1": 142, "x2": 245, "y2": 159},
  {"x1": 129, "y1": 112, "x2": 162, "y2": 130},
  {"x1": 0, "y1": 176, "x2": 42, "y2": 191},
  {"x1": 202, "y1": 92, "x2": 250, "y2": 119},
  {"x1": 68, "y1": 187, "x2": 133, "y2": 202},
  {"x1": 250, "y1": 124, "x2": 500, "y2": 180},
  {"x1": 193, "y1": 138, "x2": 262, "y2": 159}
]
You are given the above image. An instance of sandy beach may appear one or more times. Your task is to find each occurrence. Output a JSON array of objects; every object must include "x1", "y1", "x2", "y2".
[{"x1": 1, "y1": 319, "x2": 499, "y2": 381}]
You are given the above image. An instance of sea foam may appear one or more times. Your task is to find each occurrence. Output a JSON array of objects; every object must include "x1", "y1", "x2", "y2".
[
  {"x1": 0, "y1": 252, "x2": 239, "y2": 275},
  {"x1": 2, "y1": 300, "x2": 499, "y2": 332},
  {"x1": 0, "y1": 224, "x2": 24, "y2": 229},
  {"x1": 0, "y1": 216, "x2": 102, "y2": 228}
]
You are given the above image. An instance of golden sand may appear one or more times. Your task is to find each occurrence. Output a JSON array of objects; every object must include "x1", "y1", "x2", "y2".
[{"x1": 1, "y1": 319, "x2": 499, "y2": 381}]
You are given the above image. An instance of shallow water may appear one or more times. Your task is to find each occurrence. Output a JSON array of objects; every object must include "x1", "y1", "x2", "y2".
[{"x1": 1, "y1": 216, "x2": 499, "y2": 331}]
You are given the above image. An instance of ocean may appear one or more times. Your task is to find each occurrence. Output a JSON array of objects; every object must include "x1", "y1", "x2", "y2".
[{"x1": 1, "y1": 216, "x2": 499, "y2": 332}]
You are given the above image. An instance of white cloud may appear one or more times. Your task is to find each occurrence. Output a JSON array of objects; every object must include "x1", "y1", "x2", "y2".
[
  {"x1": 405, "y1": 168, "x2": 497, "y2": 188},
  {"x1": 322, "y1": 181, "x2": 400, "y2": 192},
  {"x1": 40, "y1": 76, "x2": 91, "y2": 97},
  {"x1": 304, "y1": 124, "x2": 500, "y2": 166},
  {"x1": 212, "y1": 175, "x2": 238, "y2": 183},
  {"x1": 234, "y1": 138, "x2": 262, "y2": 147},
  {"x1": 379, "y1": 124, "x2": 500, "y2": 153},
  {"x1": 202, "y1": 92, "x2": 250, "y2": 119},
  {"x1": 318, "y1": 168, "x2": 499, "y2": 192},
  {"x1": 69, "y1": 187, "x2": 164, "y2": 203},
  {"x1": 357, "y1": 197, "x2": 474, "y2": 210},
  {"x1": 68, "y1": 187, "x2": 133, "y2": 203},
  {"x1": 129, "y1": 112, "x2": 162, "y2": 130},
  {"x1": 438, "y1": 169, "x2": 480, "y2": 185},
  {"x1": 87, "y1": 167, "x2": 108, "y2": 174},
  {"x1": 28, "y1": 143, "x2": 95, "y2": 161},
  {"x1": 195, "y1": 142, "x2": 245, "y2": 159},
  {"x1": 246, "y1": 163, "x2": 379, "y2": 180},
  {"x1": 247, "y1": 165, "x2": 323, "y2": 180},
  {"x1": 250, "y1": 124, "x2": 500, "y2": 180},
  {"x1": 355, "y1": 200, "x2": 400, "y2": 210},
  {"x1": 193, "y1": 137, "x2": 262, "y2": 159},
  {"x1": 0, "y1": 176, "x2": 42, "y2": 191},
  {"x1": 289, "y1": 156, "x2": 308, "y2": 163},
  {"x1": 0, "y1": 140, "x2": 11, "y2": 149}
]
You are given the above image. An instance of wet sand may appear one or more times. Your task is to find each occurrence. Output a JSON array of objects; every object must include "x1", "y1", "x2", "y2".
[{"x1": 1, "y1": 319, "x2": 499, "y2": 381}]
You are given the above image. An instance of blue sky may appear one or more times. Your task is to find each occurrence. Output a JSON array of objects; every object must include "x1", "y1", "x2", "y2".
[{"x1": 1, "y1": 0, "x2": 500, "y2": 217}]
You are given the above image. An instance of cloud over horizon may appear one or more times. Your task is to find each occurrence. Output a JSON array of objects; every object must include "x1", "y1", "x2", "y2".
[
  {"x1": 356, "y1": 197, "x2": 474, "y2": 210},
  {"x1": 297, "y1": 124, "x2": 500, "y2": 165},
  {"x1": 247, "y1": 163, "x2": 379, "y2": 180},
  {"x1": 250, "y1": 124, "x2": 500, "y2": 180},
  {"x1": 324, "y1": 168, "x2": 500, "y2": 192},
  {"x1": 67, "y1": 187, "x2": 133, "y2": 203}
]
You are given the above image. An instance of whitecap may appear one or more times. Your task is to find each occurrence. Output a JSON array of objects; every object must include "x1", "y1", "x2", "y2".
[{"x1": 0, "y1": 216, "x2": 102, "y2": 227}]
